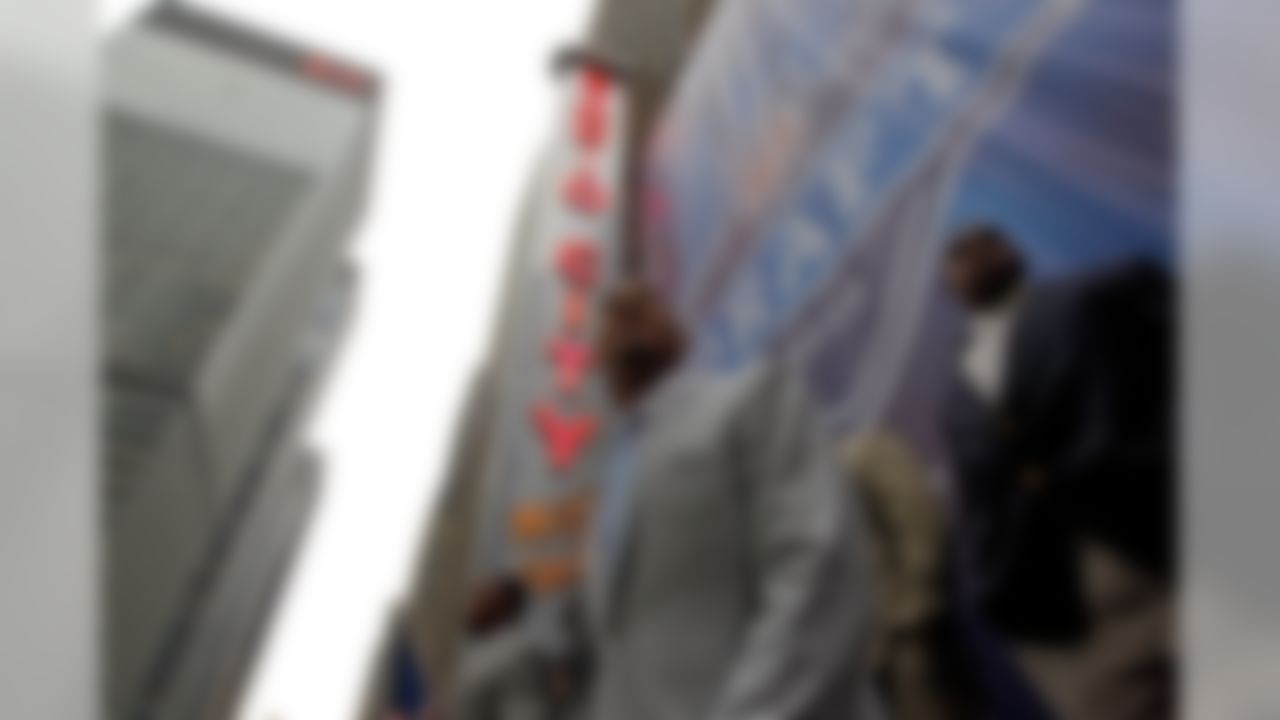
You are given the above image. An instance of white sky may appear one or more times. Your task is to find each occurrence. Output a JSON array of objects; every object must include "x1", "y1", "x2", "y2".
[{"x1": 98, "y1": 1, "x2": 592, "y2": 718}]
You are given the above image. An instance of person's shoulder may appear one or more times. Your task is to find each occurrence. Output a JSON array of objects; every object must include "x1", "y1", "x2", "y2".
[
  {"x1": 720, "y1": 359, "x2": 820, "y2": 427},
  {"x1": 680, "y1": 364, "x2": 759, "y2": 412},
  {"x1": 652, "y1": 362, "x2": 774, "y2": 424},
  {"x1": 1034, "y1": 257, "x2": 1171, "y2": 308},
  {"x1": 639, "y1": 364, "x2": 736, "y2": 427},
  {"x1": 1027, "y1": 258, "x2": 1172, "y2": 333},
  {"x1": 657, "y1": 360, "x2": 820, "y2": 432}
]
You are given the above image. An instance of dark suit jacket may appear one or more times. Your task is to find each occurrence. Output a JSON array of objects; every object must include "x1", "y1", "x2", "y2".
[{"x1": 945, "y1": 260, "x2": 1175, "y2": 644}]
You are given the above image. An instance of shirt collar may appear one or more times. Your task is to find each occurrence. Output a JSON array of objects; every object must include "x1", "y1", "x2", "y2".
[
  {"x1": 968, "y1": 287, "x2": 1026, "y2": 336},
  {"x1": 622, "y1": 362, "x2": 696, "y2": 426}
]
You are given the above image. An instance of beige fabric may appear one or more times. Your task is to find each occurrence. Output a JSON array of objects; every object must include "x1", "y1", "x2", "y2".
[
  {"x1": 845, "y1": 431, "x2": 950, "y2": 634},
  {"x1": 845, "y1": 430, "x2": 963, "y2": 720},
  {"x1": 1012, "y1": 541, "x2": 1175, "y2": 720}
]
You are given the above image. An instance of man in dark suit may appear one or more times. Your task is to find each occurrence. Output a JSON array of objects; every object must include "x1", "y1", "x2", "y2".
[{"x1": 942, "y1": 224, "x2": 1175, "y2": 720}]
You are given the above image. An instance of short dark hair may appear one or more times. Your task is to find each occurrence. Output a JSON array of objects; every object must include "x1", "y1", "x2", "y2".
[{"x1": 947, "y1": 222, "x2": 1015, "y2": 259}]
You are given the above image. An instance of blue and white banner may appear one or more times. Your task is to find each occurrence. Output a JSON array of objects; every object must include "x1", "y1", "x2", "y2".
[{"x1": 648, "y1": 0, "x2": 1172, "y2": 439}]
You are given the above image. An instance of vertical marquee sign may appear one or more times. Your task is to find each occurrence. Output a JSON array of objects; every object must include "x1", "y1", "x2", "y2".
[{"x1": 471, "y1": 64, "x2": 628, "y2": 630}]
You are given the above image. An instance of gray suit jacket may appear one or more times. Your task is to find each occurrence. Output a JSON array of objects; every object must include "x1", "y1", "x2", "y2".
[{"x1": 584, "y1": 364, "x2": 875, "y2": 720}]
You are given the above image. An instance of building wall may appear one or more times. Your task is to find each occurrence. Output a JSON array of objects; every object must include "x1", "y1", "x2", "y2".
[{"x1": 0, "y1": 0, "x2": 98, "y2": 717}]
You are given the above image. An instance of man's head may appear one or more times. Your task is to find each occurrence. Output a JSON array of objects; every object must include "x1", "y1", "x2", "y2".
[
  {"x1": 465, "y1": 575, "x2": 527, "y2": 638},
  {"x1": 597, "y1": 279, "x2": 686, "y2": 408},
  {"x1": 945, "y1": 223, "x2": 1027, "y2": 312}
]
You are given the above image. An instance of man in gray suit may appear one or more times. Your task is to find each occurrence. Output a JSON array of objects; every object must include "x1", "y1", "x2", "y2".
[{"x1": 583, "y1": 281, "x2": 875, "y2": 720}]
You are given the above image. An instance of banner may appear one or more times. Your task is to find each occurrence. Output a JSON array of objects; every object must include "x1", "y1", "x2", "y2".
[{"x1": 649, "y1": 0, "x2": 1172, "y2": 438}]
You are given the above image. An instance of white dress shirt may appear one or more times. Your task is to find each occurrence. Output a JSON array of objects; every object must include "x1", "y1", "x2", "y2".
[{"x1": 960, "y1": 293, "x2": 1024, "y2": 405}]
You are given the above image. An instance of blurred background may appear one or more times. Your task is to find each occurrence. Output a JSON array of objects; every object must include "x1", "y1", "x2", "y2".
[{"x1": 3, "y1": 1, "x2": 1280, "y2": 719}]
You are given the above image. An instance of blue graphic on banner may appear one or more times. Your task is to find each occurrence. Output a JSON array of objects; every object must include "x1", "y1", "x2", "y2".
[{"x1": 651, "y1": 0, "x2": 1172, "y2": 429}]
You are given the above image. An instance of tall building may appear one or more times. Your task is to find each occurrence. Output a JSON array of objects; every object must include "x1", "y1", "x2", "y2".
[{"x1": 103, "y1": 4, "x2": 381, "y2": 717}]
